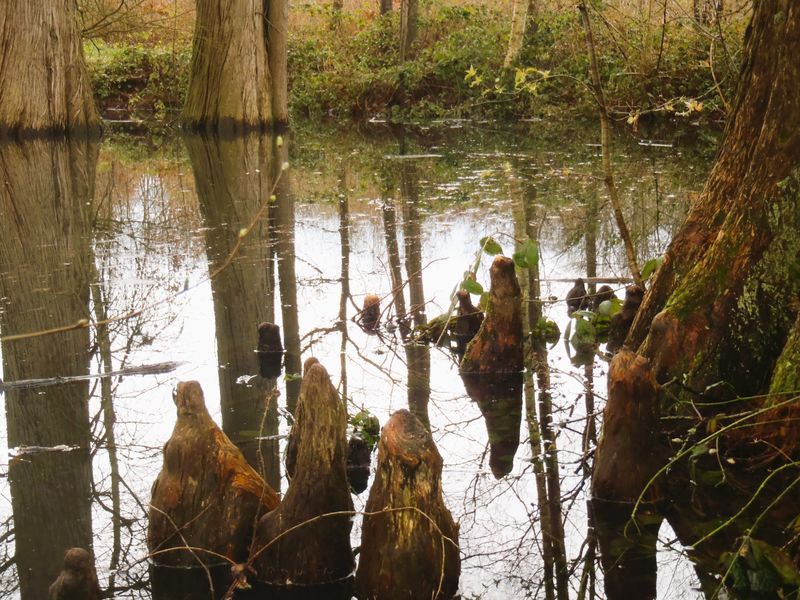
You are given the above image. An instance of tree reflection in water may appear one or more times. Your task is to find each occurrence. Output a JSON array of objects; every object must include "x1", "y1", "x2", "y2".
[{"x1": 0, "y1": 123, "x2": 713, "y2": 598}]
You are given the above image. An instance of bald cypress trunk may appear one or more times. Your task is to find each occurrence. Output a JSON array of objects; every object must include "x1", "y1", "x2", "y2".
[
  {"x1": 592, "y1": 2, "x2": 800, "y2": 596},
  {"x1": 0, "y1": 2, "x2": 100, "y2": 137},
  {"x1": 183, "y1": 0, "x2": 288, "y2": 132}
]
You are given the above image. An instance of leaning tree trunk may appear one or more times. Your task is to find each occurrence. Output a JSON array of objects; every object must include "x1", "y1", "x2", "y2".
[
  {"x1": 356, "y1": 409, "x2": 460, "y2": 600},
  {"x1": 0, "y1": 2, "x2": 100, "y2": 137},
  {"x1": 183, "y1": 0, "x2": 288, "y2": 132},
  {"x1": 593, "y1": 1, "x2": 800, "y2": 597}
]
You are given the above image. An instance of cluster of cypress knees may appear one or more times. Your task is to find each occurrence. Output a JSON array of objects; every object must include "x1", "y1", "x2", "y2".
[{"x1": 48, "y1": 259, "x2": 643, "y2": 600}]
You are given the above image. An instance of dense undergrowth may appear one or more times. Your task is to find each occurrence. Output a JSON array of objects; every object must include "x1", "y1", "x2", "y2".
[{"x1": 82, "y1": 0, "x2": 748, "y2": 124}]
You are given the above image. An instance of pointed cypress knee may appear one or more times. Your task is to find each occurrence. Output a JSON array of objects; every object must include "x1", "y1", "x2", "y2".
[
  {"x1": 148, "y1": 381, "x2": 279, "y2": 567},
  {"x1": 459, "y1": 256, "x2": 524, "y2": 477},
  {"x1": 257, "y1": 322, "x2": 284, "y2": 379},
  {"x1": 48, "y1": 548, "x2": 101, "y2": 600},
  {"x1": 251, "y1": 360, "x2": 354, "y2": 596},
  {"x1": 460, "y1": 255, "x2": 523, "y2": 375},
  {"x1": 356, "y1": 409, "x2": 460, "y2": 600}
]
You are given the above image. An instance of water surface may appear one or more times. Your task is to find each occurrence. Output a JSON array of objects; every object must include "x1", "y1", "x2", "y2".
[{"x1": 0, "y1": 120, "x2": 717, "y2": 598}]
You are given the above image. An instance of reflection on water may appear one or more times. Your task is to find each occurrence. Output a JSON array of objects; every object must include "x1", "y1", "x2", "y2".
[
  {"x1": 0, "y1": 139, "x2": 97, "y2": 598},
  {"x1": 0, "y1": 122, "x2": 716, "y2": 598}
]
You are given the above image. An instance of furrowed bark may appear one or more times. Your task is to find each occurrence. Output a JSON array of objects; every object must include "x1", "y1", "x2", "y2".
[
  {"x1": 251, "y1": 361, "x2": 354, "y2": 595},
  {"x1": 591, "y1": 351, "x2": 668, "y2": 600},
  {"x1": 356, "y1": 409, "x2": 460, "y2": 599},
  {"x1": 148, "y1": 381, "x2": 279, "y2": 567},
  {"x1": 0, "y1": 2, "x2": 100, "y2": 137},
  {"x1": 183, "y1": 0, "x2": 273, "y2": 133},
  {"x1": 628, "y1": 0, "x2": 800, "y2": 351},
  {"x1": 268, "y1": 0, "x2": 289, "y2": 125}
]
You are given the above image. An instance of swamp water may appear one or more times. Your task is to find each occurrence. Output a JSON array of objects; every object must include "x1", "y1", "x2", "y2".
[{"x1": 0, "y1": 121, "x2": 717, "y2": 599}]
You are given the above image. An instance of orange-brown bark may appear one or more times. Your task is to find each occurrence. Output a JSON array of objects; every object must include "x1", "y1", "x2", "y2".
[
  {"x1": 148, "y1": 381, "x2": 278, "y2": 567},
  {"x1": 461, "y1": 255, "x2": 523, "y2": 374},
  {"x1": 356, "y1": 410, "x2": 460, "y2": 600},
  {"x1": 251, "y1": 361, "x2": 354, "y2": 595}
]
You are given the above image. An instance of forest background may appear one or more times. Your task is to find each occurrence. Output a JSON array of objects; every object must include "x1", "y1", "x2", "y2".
[{"x1": 80, "y1": 0, "x2": 750, "y2": 126}]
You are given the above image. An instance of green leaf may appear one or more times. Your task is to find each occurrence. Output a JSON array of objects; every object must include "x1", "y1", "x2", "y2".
[
  {"x1": 750, "y1": 539, "x2": 800, "y2": 586},
  {"x1": 690, "y1": 443, "x2": 709, "y2": 458},
  {"x1": 479, "y1": 236, "x2": 503, "y2": 256},
  {"x1": 598, "y1": 297, "x2": 623, "y2": 317},
  {"x1": 642, "y1": 256, "x2": 664, "y2": 280},
  {"x1": 512, "y1": 239, "x2": 539, "y2": 270},
  {"x1": 478, "y1": 291, "x2": 491, "y2": 310},
  {"x1": 284, "y1": 372, "x2": 302, "y2": 382},
  {"x1": 462, "y1": 278, "x2": 484, "y2": 295},
  {"x1": 570, "y1": 316, "x2": 597, "y2": 350},
  {"x1": 524, "y1": 239, "x2": 539, "y2": 270},
  {"x1": 512, "y1": 250, "x2": 528, "y2": 269}
]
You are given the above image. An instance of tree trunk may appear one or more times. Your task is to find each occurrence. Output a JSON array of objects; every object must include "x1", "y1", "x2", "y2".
[
  {"x1": 268, "y1": 0, "x2": 289, "y2": 125},
  {"x1": 356, "y1": 409, "x2": 460, "y2": 600},
  {"x1": 272, "y1": 134, "x2": 302, "y2": 412},
  {"x1": 251, "y1": 360, "x2": 354, "y2": 596},
  {"x1": 399, "y1": 0, "x2": 418, "y2": 63},
  {"x1": 593, "y1": 1, "x2": 800, "y2": 596},
  {"x1": 504, "y1": 0, "x2": 536, "y2": 68},
  {"x1": 0, "y1": 2, "x2": 100, "y2": 137},
  {"x1": 401, "y1": 160, "x2": 432, "y2": 429},
  {"x1": 577, "y1": 1, "x2": 643, "y2": 287},
  {"x1": 148, "y1": 381, "x2": 279, "y2": 567},
  {"x1": 380, "y1": 0, "x2": 393, "y2": 15},
  {"x1": 183, "y1": 0, "x2": 287, "y2": 132}
]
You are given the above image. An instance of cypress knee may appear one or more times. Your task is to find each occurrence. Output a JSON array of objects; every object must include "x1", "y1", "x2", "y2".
[
  {"x1": 460, "y1": 255, "x2": 523, "y2": 375},
  {"x1": 148, "y1": 381, "x2": 279, "y2": 567},
  {"x1": 257, "y1": 322, "x2": 284, "y2": 379},
  {"x1": 459, "y1": 255, "x2": 524, "y2": 477},
  {"x1": 48, "y1": 548, "x2": 101, "y2": 600},
  {"x1": 251, "y1": 360, "x2": 354, "y2": 596},
  {"x1": 356, "y1": 409, "x2": 460, "y2": 600}
]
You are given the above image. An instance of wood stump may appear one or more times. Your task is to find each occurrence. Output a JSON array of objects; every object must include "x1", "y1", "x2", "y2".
[
  {"x1": 459, "y1": 255, "x2": 524, "y2": 478},
  {"x1": 257, "y1": 322, "x2": 284, "y2": 379},
  {"x1": 460, "y1": 255, "x2": 523, "y2": 374},
  {"x1": 148, "y1": 381, "x2": 279, "y2": 567},
  {"x1": 592, "y1": 284, "x2": 617, "y2": 310},
  {"x1": 251, "y1": 360, "x2": 354, "y2": 596},
  {"x1": 358, "y1": 294, "x2": 381, "y2": 331},
  {"x1": 356, "y1": 409, "x2": 460, "y2": 600},
  {"x1": 607, "y1": 285, "x2": 645, "y2": 352},
  {"x1": 453, "y1": 289, "x2": 484, "y2": 355},
  {"x1": 48, "y1": 548, "x2": 101, "y2": 600},
  {"x1": 347, "y1": 411, "x2": 380, "y2": 494}
]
